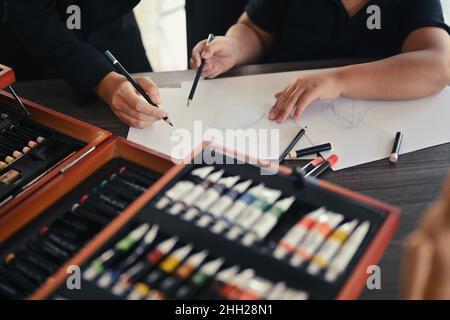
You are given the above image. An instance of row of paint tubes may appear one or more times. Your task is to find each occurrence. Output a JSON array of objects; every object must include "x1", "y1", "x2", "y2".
[
  {"x1": 155, "y1": 166, "x2": 371, "y2": 282},
  {"x1": 83, "y1": 223, "x2": 307, "y2": 300}
]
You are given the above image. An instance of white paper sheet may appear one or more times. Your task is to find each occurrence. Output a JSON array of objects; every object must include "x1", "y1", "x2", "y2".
[{"x1": 127, "y1": 69, "x2": 450, "y2": 170}]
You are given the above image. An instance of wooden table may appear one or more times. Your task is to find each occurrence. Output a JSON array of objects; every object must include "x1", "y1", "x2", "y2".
[{"x1": 11, "y1": 60, "x2": 450, "y2": 300}]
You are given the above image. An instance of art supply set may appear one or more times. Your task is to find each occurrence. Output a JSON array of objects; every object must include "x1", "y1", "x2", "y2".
[
  {"x1": 0, "y1": 65, "x2": 400, "y2": 300},
  {"x1": 77, "y1": 222, "x2": 308, "y2": 301},
  {"x1": 16, "y1": 144, "x2": 399, "y2": 301}
]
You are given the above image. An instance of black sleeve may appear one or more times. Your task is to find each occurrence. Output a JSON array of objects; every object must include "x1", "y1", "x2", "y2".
[
  {"x1": 245, "y1": 0, "x2": 289, "y2": 33},
  {"x1": 5, "y1": 0, "x2": 114, "y2": 102},
  {"x1": 401, "y1": 0, "x2": 450, "y2": 39}
]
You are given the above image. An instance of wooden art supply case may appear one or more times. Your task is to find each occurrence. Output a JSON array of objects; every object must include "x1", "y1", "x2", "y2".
[
  {"x1": 0, "y1": 64, "x2": 111, "y2": 222},
  {"x1": 26, "y1": 145, "x2": 400, "y2": 300}
]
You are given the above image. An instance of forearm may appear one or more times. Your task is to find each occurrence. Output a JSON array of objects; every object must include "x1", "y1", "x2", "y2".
[
  {"x1": 225, "y1": 22, "x2": 267, "y2": 66},
  {"x1": 337, "y1": 50, "x2": 450, "y2": 100},
  {"x1": 6, "y1": 0, "x2": 113, "y2": 102}
]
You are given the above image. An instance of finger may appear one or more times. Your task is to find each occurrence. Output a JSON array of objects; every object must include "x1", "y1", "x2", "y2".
[
  {"x1": 115, "y1": 97, "x2": 162, "y2": 121},
  {"x1": 118, "y1": 82, "x2": 166, "y2": 118},
  {"x1": 402, "y1": 232, "x2": 434, "y2": 300},
  {"x1": 204, "y1": 64, "x2": 220, "y2": 79},
  {"x1": 203, "y1": 62, "x2": 213, "y2": 74},
  {"x1": 135, "y1": 77, "x2": 161, "y2": 104},
  {"x1": 116, "y1": 111, "x2": 154, "y2": 129},
  {"x1": 426, "y1": 233, "x2": 450, "y2": 299},
  {"x1": 202, "y1": 40, "x2": 227, "y2": 59},
  {"x1": 441, "y1": 175, "x2": 450, "y2": 223},
  {"x1": 280, "y1": 86, "x2": 307, "y2": 122},
  {"x1": 292, "y1": 90, "x2": 317, "y2": 121},
  {"x1": 207, "y1": 65, "x2": 223, "y2": 79},
  {"x1": 191, "y1": 40, "x2": 206, "y2": 69},
  {"x1": 269, "y1": 84, "x2": 295, "y2": 120}
]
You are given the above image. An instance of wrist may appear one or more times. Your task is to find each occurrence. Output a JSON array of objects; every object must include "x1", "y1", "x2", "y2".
[
  {"x1": 95, "y1": 71, "x2": 124, "y2": 103},
  {"x1": 333, "y1": 67, "x2": 352, "y2": 97}
]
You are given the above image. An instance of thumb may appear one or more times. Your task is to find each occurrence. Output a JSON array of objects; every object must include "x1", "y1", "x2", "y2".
[{"x1": 202, "y1": 41, "x2": 224, "y2": 59}]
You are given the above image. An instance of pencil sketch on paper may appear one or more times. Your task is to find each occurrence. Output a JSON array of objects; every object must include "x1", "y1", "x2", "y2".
[
  {"x1": 197, "y1": 102, "x2": 269, "y2": 130},
  {"x1": 320, "y1": 99, "x2": 369, "y2": 129},
  {"x1": 206, "y1": 112, "x2": 268, "y2": 130}
]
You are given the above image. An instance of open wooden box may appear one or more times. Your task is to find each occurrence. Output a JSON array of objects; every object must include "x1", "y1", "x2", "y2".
[
  {"x1": 16, "y1": 143, "x2": 401, "y2": 300},
  {"x1": 0, "y1": 64, "x2": 111, "y2": 219}
]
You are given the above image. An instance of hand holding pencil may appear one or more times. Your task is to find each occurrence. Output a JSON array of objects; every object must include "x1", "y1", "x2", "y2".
[
  {"x1": 190, "y1": 35, "x2": 239, "y2": 80},
  {"x1": 98, "y1": 51, "x2": 173, "y2": 129}
]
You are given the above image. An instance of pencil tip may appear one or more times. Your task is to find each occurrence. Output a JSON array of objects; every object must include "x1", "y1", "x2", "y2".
[{"x1": 187, "y1": 99, "x2": 192, "y2": 107}]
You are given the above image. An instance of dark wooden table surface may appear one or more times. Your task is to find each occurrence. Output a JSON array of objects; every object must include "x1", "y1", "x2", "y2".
[{"x1": 12, "y1": 60, "x2": 450, "y2": 300}]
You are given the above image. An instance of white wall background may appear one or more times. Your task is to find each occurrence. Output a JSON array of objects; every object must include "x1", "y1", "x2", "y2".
[{"x1": 135, "y1": 0, "x2": 450, "y2": 72}]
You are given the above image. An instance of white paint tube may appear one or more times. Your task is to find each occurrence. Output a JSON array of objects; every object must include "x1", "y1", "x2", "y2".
[
  {"x1": 154, "y1": 166, "x2": 215, "y2": 210},
  {"x1": 196, "y1": 180, "x2": 253, "y2": 228},
  {"x1": 168, "y1": 169, "x2": 224, "y2": 216},
  {"x1": 307, "y1": 220, "x2": 359, "y2": 275},
  {"x1": 210, "y1": 184, "x2": 265, "y2": 234},
  {"x1": 290, "y1": 211, "x2": 344, "y2": 267},
  {"x1": 325, "y1": 221, "x2": 371, "y2": 282},
  {"x1": 226, "y1": 187, "x2": 282, "y2": 241},
  {"x1": 273, "y1": 208, "x2": 326, "y2": 260},
  {"x1": 182, "y1": 175, "x2": 241, "y2": 222},
  {"x1": 242, "y1": 196, "x2": 296, "y2": 246}
]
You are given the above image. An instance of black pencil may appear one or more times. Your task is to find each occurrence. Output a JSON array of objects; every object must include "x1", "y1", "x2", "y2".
[
  {"x1": 104, "y1": 51, "x2": 174, "y2": 127},
  {"x1": 279, "y1": 129, "x2": 306, "y2": 163},
  {"x1": 187, "y1": 33, "x2": 215, "y2": 107}
]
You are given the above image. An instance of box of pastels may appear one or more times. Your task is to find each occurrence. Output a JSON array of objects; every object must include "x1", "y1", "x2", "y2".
[
  {"x1": 0, "y1": 64, "x2": 111, "y2": 221},
  {"x1": 32, "y1": 144, "x2": 400, "y2": 300}
]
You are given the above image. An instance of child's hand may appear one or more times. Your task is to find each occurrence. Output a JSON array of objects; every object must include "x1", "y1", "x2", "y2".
[
  {"x1": 403, "y1": 175, "x2": 450, "y2": 300},
  {"x1": 269, "y1": 71, "x2": 345, "y2": 123},
  {"x1": 190, "y1": 36, "x2": 239, "y2": 79}
]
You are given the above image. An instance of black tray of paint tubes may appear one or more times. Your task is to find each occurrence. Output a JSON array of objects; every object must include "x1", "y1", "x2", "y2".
[
  {"x1": 51, "y1": 151, "x2": 387, "y2": 300},
  {"x1": 0, "y1": 158, "x2": 162, "y2": 299},
  {"x1": 0, "y1": 105, "x2": 85, "y2": 207}
]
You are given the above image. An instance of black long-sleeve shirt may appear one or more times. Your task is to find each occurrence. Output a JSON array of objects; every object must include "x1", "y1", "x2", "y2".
[{"x1": 1, "y1": 0, "x2": 151, "y2": 102}]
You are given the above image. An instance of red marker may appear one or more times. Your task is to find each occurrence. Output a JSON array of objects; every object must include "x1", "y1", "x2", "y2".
[
  {"x1": 297, "y1": 157, "x2": 324, "y2": 175},
  {"x1": 306, "y1": 155, "x2": 339, "y2": 178}
]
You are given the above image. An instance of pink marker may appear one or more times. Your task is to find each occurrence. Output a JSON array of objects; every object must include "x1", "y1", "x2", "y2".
[{"x1": 389, "y1": 132, "x2": 403, "y2": 164}]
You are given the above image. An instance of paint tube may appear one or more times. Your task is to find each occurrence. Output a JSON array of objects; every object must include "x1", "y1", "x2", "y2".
[
  {"x1": 242, "y1": 196, "x2": 296, "y2": 246},
  {"x1": 154, "y1": 166, "x2": 215, "y2": 210},
  {"x1": 290, "y1": 212, "x2": 344, "y2": 267},
  {"x1": 173, "y1": 258, "x2": 225, "y2": 299},
  {"x1": 325, "y1": 221, "x2": 370, "y2": 282},
  {"x1": 207, "y1": 266, "x2": 242, "y2": 300},
  {"x1": 111, "y1": 236, "x2": 178, "y2": 296},
  {"x1": 273, "y1": 208, "x2": 325, "y2": 260},
  {"x1": 127, "y1": 244, "x2": 193, "y2": 300},
  {"x1": 182, "y1": 175, "x2": 241, "y2": 222},
  {"x1": 281, "y1": 288, "x2": 309, "y2": 300},
  {"x1": 226, "y1": 187, "x2": 282, "y2": 241},
  {"x1": 83, "y1": 223, "x2": 150, "y2": 281},
  {"x1": 158, "y1": 250, "x2": 209, "y2": 297},
  {"x1": 210, "y1": 184, "x2": 265, "y2": 234},
  {"x1": 266, "y1": 282, "x2": 287, "y2": 300},
  {"x1": 168, "y1": 170, "x2": 224, "y2": 216},
  {"x1": 196, "y1": 180, "x2": 253, "y2": 228},
  {"x1": 236, "y1": 277, "x2": 273, "y2": 300},
  {"x1": 96, "y1": 225, "x2": 159, "y2": 288},
  {"x1": 307, "y1": 220, "x2": 359, "y2": 275},
  {"x1": 219, "y1": 269, "x2": 255, "y2": 300}
]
